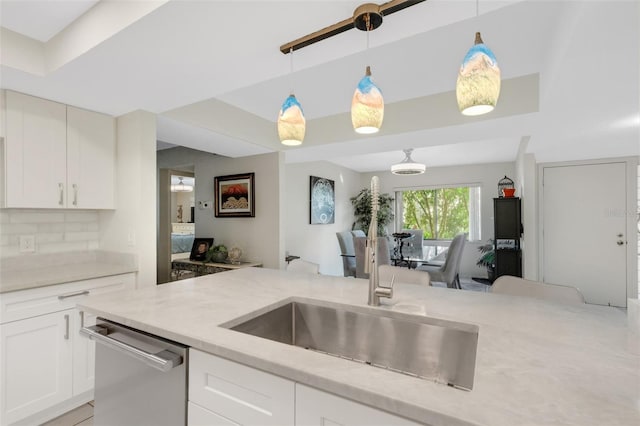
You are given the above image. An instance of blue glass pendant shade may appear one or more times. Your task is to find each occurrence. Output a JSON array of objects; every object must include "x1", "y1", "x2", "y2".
[
  {"x1": 277, "y1": 94, "x2": 306, "y2": 146},
  {"x1": 456, "y1": 32, "x2": 501, "y2": 116}
]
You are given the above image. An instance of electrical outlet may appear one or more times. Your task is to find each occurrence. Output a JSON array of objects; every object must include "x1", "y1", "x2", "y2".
[
  {"x1": 198, "y1": 201, "x2": 212, "y2": 209},
  {"x1": 19, "y1": 235, "x2": 35, "y2": 253}
]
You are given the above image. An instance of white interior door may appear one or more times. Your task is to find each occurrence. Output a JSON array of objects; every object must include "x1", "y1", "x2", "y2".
[{"x1": 543, "y1": 162, "x2": 627, "y2": 307}]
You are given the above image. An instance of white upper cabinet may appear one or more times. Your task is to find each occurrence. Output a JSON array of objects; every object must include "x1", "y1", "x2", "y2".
[
  {"x1": 4, "y1": 90, "x2": 67, "y2": 208},
  {"x1": 2, "y1": 90, "x2": 116, "y2": 209},
  {"x1": 66, "y1": 105, "x2": 116, "y2": 209}
]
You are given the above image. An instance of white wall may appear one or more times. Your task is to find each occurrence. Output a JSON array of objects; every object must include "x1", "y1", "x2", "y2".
[
  {"x1": 194, "y1": 152, "x2": 283, "y2": 269},
  {"x1": 100, "y1": 110, "x2": 157, "y2": 287},
  {"x1": 362, "y1": 161, "x2": 516, "y2": 278},
  {"x1": 285, "y1": 161, "x2": 362, "y2": 276},
  {"x1": 0, "y1": 210, "x2": 100, "y2": 258},
  {"x1": 171, "y1": 191, "x2": 194, "y2": 223},
  {"x1": 515, "y1": 138, "x2": 538, "y2": 280}
]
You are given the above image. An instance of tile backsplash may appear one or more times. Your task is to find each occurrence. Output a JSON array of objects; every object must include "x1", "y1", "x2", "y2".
[{"x1": 0, "y1": 210, "x2": 100, "y2": 258}]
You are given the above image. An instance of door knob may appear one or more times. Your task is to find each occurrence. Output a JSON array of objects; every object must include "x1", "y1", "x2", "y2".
[{"x1": 617, "y1": 241, "x2": 624, "y2": 246}]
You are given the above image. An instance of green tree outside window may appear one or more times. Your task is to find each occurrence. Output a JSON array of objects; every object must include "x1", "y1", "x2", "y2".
[{"x1": 401, "y1": 187, "x2": 470, "y2": 239}]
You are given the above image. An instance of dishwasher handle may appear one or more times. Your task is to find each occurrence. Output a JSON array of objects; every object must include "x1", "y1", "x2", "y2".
[{"x1": 80, "y1": 325, "x2": 183, "y2": 372}]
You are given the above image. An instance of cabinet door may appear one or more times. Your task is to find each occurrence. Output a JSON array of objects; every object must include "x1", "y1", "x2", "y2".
[
  {"x1": 295, "y1": 384, "x2": 423, "y2": 426},
  {"x1": 189, "y1": 349, "x2": 294, "y2": 426},
  {"x1": 0, "y1": 310, "x2": 73, "y2": 425},
  {"x1": 66, "y1": 105, "x2": 116, "y2": 209},
  {"x1": 188, "y1": 401, "x2": 238, "y2": 426},
  {"x1": 72, "y1": 309, "x2": 97, "y2": 395},
  {"x1": 4, "y1": 91, "x2": 67, "y2": 208}
]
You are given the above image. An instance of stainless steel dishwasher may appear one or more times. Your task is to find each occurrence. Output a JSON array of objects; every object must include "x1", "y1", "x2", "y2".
[{"x1": 81, "y1": 318, "x2": 188, "y2": 426}]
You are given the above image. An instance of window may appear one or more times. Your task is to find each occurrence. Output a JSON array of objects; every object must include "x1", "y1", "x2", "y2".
[{"x1": 395, "y1": 185, "x2": 481, "y2": 243}]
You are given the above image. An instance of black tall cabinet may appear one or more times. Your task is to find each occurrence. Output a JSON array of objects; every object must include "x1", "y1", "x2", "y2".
[{"x1": 493, "y1": 197, "x2": 522, "y2": 278}]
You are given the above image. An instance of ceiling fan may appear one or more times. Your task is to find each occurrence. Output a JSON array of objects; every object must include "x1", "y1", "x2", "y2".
[{"x1": 279, "y1": 0, "x2": 427, "y2": 54}]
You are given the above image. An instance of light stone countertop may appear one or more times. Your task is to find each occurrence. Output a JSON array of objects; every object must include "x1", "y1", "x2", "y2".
[
  {"x1": 77, "y1": 267, "x2": 640, "y2": 426},
  {"x1": 0, "y1": 251, "x2": 137, "y2": 293}
]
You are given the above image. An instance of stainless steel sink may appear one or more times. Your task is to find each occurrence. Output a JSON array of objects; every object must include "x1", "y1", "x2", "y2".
[{"x1": 223, "y1": 299, "x2": 478, "y2": 390}]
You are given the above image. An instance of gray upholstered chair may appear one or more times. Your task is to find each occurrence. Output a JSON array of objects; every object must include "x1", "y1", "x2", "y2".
[
  {"x1": 400, "y1": 229, "x2": 424, "y2": 260},
  {"x1": 354, "y1": 236, "x2": 391, "y2": 279},
  {"x1": 336, "y1": 231, "x2": 357, "y2": 277},
  {"x1": 491, "y1": 276, "x2": 585, "y2": 305},
  {"x1": 351, "y1": 230, "x2": 366, "y2": 239},
  {"x1": 286, "y1": 259, "x2": 320, "y2": 274},
  {"x1": 378, "y1": 264, "x2": 431, "y2": 286},
  {"x1": 419, "y1": 233, "x2": 466, "y2": 289}
]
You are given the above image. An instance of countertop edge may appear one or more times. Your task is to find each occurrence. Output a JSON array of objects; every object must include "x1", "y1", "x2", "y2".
[{"x1": 0, "y1": 265, "x2": 138, "y2": 294}]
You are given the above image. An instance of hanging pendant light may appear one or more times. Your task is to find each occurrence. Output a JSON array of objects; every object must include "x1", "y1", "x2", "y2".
[
  {"x1": 351, "y1": 10, "x2": 384, "y2": 134},
  {"x1": 391, "y1": 149, "x2": 425, "y2": 175},
  {"x1": 352, "y1": 65, "x2": 384, "y2": 134},
  {"x1": 456, "y1": 31, "x2": 500, "y2": 116},
  {"x1": 278, "y1": 93, "x2": 305, "y2": 146},
  {"x1": 171, "y1": 177, "x2": 193, "y2": 192},
  {"x1": 278, "y1": 49, "x2": 305, "y2": 146}
]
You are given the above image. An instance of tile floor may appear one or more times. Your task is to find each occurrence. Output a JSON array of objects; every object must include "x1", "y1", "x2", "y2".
[{"x1": 41, "y1": 402, "x2": 93, "y2": 426}]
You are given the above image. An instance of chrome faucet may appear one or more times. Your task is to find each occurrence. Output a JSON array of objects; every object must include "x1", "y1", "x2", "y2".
[{"x1": 366, "y1": 176, "x2": 394, "y2": 306}]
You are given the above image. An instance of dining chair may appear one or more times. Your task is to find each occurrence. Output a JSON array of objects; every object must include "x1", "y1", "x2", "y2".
[
  {"x1": 400, "y1": 229, "x2": 424, "y2": 260},
  {"x1": 419, "y1": 233, "x2": 466, "y2": 289},
  {"x1": 378, "y1": 264, "x2": 431, "y2": 286},
  {"x1": 286, "y1": 259, "x2": 320, "y2": 274},
  {"x1": 336, "y1": 231, "x2": 357, "y2": 277},
  {"x1": 354, "y1": 236, "x2": 391, "y2": 279},
  {"x1": 491, "y1": 276, "x2": 585, "y2": 305}
]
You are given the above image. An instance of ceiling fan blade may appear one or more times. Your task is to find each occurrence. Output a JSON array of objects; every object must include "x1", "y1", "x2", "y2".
[
  {"x1": 280, "y1": 17, "x2": 354, "y2": 54},
  {"x1": 380, "y1": 0, "x2": 426, "y2": 16}
]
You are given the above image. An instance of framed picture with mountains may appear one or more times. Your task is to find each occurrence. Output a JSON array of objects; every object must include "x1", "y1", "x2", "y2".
[{"x1": 214, "y1": 173, "x2": 255, "y2": 218}]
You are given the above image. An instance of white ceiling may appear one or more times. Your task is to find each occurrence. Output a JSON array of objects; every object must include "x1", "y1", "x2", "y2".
[
  {"x1": 0, "y1": 0, "x2": 637, "y2": 172},
  {"x1": 0, "y1": 0, "x2": 99, "y2": 42}
]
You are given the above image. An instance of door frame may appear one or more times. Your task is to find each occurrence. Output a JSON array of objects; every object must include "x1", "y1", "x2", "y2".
[
  {"x1": 157, "y1": 169, "x2": 195, "y2": 284},
  {"x1": 538, "y1": 156, "x2": 639, "y2": 303}
]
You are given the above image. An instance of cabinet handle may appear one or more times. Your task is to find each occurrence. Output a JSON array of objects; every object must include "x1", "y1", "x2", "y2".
[
  {"x1": 73, "y1": 184, "x2": 78, "y2": 206},
  {"x1": 58, "y1": 290, "x2": 90, "y2": 300},
  {"x1": 64, "y1": 314, "x2": 70, "y2": 340},
  {"x1": 58, "y1": 183, "x2": 64, "y2": 206},
  {"x1": 79, "y1": 311, "x2": 85, "y2": 328}
]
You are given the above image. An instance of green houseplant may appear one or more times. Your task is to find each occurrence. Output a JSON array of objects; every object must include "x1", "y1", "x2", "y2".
[
  {"x1": 350, "y1": 188, "x2": 394, "y2": 236},
  {"x1": 476, "y1": 239, "x2": 496, "y2": 282},
  {"x1": 206, "y1": 244, "x2": 228, "y2": 263}
]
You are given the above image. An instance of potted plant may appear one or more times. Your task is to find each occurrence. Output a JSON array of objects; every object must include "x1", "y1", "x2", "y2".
[
  {"x1": 476, "y1": 239, "x2": 496, "y2": 282},
  {"x1": 350, "y1": 188, "x2": 394, "y2": 236},
  {"x1": 206, "y1": 244, "x2": 228, "y2": 263}
]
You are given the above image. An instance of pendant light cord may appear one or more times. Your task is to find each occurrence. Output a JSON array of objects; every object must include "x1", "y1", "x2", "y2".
[
  {"x1": 476, "y1": 0, "x2": 479, "y2": 17},
  {"x1": 289, "y1": 47, "x2": 294, "y2": 95}
]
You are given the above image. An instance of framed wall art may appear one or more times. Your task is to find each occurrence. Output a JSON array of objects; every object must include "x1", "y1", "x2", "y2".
[
  {"x1": 189, "y1": 237, "x2": 214, "y2": 261},
  {"x1": 214, "y1": 173, "x2": 255, "y2": 217},
  {"x1": 309, "y1": 176, "x2": 335, "y2": 224}
]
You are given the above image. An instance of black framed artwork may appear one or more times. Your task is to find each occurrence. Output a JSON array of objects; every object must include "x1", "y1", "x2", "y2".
[
  {"x1": 214, "y1": 173, "x2": 255, "y2": 218},
  {"x1": 309, "y1": 176, "x2": 335, "y2": 224}
]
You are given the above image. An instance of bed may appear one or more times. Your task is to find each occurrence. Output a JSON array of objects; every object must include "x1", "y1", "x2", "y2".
[{"x1": 171, "y1": 223, "x2": 195, "y2": 260}]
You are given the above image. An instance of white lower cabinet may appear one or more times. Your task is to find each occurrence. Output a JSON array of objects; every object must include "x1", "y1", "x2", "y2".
[
  {"x1": 72, "y1": 310, "x2": 97, "y2": 395},
  {"x1": 189, "y1": 350, "x2": 423, "y2": 426},
  {"x1": 0, "y1": 273, "x2": 135, "y2": 425},
  {"x1": 295, "y1": 384, "x2": 423, "y2": 426},
  {"x1": 0, "y1": 310, "x2": 73, "y2": 424},
  {"x1": 189, "y1": 349, "x2": 295, "y2": 426}
]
